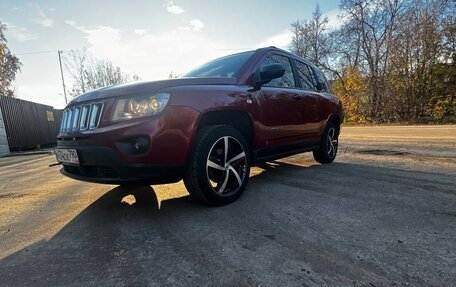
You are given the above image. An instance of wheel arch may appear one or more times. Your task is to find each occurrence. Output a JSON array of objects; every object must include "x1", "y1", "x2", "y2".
[
  {"x1": 194, "y1": 110, "x2": 254, "y2": 146},
  {"x1": 327, "y1": 114, "x2": 341, "y2": 128}
]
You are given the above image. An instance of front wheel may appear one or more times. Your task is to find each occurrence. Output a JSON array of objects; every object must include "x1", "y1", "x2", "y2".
[
  {"x1": 313, "y1": 121, "x2": 339, "y2": 164},
  {"x1": 184, "y1": 125, "x2": 251, "y2": 206}
]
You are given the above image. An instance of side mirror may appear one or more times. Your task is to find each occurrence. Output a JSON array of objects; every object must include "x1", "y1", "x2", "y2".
[{"x1": 252, "y1": 64, "x2": 286, "y2": 89}]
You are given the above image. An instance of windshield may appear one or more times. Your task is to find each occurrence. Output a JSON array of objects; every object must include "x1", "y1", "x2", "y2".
[{"x1": 181, "y1": 51, "x2": 254, "y2": 78}]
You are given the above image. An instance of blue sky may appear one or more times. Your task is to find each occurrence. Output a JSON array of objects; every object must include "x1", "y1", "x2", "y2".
[{"x1": 0, "y1": 0, "x2": 341, "y2": 108}]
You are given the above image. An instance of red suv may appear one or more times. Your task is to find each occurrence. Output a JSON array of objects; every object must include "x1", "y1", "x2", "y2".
[{"x1": 56, "y1": 47, "x2": 343, "y2": 205}]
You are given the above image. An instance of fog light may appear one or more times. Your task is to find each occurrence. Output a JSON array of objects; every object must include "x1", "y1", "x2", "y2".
[
  {"x1": 132, "y1": 137, "x2": 149, "y2": 153},
  {"x1": 116, "y1": 136, "x2": 150, "y2": 155}
]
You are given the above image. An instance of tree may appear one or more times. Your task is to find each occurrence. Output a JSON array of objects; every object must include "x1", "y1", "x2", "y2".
[
  {"x1": 168, "y1": 71, "x2": 178, "y2": 79},
  {"x1": 64, "y1": 48, "x2": 131, "y2": 98},
  {"x1": 290, "y1": 5, "x2": 332, "y2": 69},
  {"x1": 290, "y1": 5, "x2": 346, "y2": 86},
  {"x1": 332, "y1": 66, "x2": 369, "y2": 123},
  {"x1": 0, "y1": 22, "x2": 21, "y2": 97},
  {"x1": 290, "y1": 0, "x2": 455, "y2": 123},
  {"x1": 340, "y1": 0, "x2": 404, "y2": 120}
]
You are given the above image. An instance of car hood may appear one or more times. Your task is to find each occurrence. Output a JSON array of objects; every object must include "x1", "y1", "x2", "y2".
[{"x1": 67, "y1": 77, "x2": 237, "y2": 106}]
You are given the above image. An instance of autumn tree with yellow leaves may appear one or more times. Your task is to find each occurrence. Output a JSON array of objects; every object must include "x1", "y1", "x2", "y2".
[
  {"x1": 291, "y1": 0, "x2": 455, "y2": 124},
  {"x1": 0, "y1": 22, "x2": 21, "y2": 97}
]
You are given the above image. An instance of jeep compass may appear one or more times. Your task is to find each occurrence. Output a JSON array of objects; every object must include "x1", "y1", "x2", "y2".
[{"x1": 55, "y1": 47, "x2": 343, "y2": 205}]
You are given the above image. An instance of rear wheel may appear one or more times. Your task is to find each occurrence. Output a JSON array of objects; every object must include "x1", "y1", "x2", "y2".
[
  {"x1": 184, "y1": 125, "x2": 251, "y2": 206},
  {"x1": 313, "y1": 121, "x2": 339, "y2": 164}
]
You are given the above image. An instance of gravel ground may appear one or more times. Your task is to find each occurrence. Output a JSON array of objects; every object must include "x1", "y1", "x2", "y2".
[{"x1": 0, "y1": 125, "x2": 455, "y2": 286}]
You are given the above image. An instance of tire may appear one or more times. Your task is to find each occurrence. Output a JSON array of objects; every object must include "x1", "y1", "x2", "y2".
[
  {"x1": 184, "y1": 125, "x2": 251, "y2": 206},
  {"x1": 313, "y1": 121, "x2": 339, "y2": 164}
]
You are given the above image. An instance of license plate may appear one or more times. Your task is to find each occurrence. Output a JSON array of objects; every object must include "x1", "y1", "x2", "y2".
[{"x1": 55, "y1": 148, "x2": 79, "y2": 166}]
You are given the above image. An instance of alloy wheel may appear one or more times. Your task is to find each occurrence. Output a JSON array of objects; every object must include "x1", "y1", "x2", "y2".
[
  {"x1": 327, "y1": 127, "x2": 338, "y2": 158},
  {"x1": 206, "y1": 136, "x2": 247, "y2": 195}
]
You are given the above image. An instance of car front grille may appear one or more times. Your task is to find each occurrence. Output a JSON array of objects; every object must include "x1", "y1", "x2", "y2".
[{"x1": 60, "y1": 103, "x2": 104, "y2": 133}]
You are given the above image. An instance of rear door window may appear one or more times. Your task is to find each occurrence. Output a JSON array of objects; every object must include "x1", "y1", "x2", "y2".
[
  {"x1": 295, "y1": 61, "x2": 317, "y2": 90},
  {"x1": 314, "y1": 68, "x2": 330, "y2": 92}
]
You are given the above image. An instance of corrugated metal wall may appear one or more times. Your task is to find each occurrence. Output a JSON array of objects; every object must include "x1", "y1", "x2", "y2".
[
  {"x1": 0, "y1": 106, "x2": 9, "y2": 156},
  {"x1": 0, "y1": 95, "x2": 63, "y2": 151}
]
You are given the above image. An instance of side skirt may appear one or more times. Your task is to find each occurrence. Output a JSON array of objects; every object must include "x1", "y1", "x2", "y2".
[{"x1": 252, "y1": 141, "x2": 319, "y2": 165}]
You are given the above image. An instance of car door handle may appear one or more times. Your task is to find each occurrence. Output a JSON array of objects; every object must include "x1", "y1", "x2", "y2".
[{"x1": 293, "y1": 94, "x2": 302, "y2": 100}]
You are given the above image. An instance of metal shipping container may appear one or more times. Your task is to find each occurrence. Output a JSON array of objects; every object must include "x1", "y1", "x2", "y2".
[{"x1": 0, "y1": 95, "x2": 63, "y2": 151}]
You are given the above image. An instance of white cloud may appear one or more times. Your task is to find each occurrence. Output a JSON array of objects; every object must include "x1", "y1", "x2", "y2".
[
  {"x1": 48, "y1": 8, "x2": 56, "y2": 12},
  {"x1": 37, "y1": 18, "x2": 53, "y2": 28},
  {"x1": 33, "y1": 4, "x2": 53, "y2": 27},
  {"x1": 190, "y1": 19, "x2": 205, "y2": 32},
  {"x1": 4, "y1": 22, "x2": 38, "y2": 42},
  {"x1": 66, "y1": 21, "x2": 122, "y2": 57},
  {"x1": 167, "y1": 5, "x2": 185, "y2": 14},
  {"x1": 65, "y1": 21, "x2": 227, "y2": 81},
  {"x1": 163, "y1": 2, "x2": 204, "y2": 32},
  {"x1": 134, "y1": 29, "x2": 147, "y2": 35},
  {"x1": 324, "y1": 9, "x2": 344, "y2": 29},
  {"x1": 65, "y1": 20, "x2": 76, "y2": 27},
  {"x1": 255, "y1": 30, "x2": 292, "y2": 49},
  {"x1": 164, "y1": 0, "x2": 185, "y2": 14}
]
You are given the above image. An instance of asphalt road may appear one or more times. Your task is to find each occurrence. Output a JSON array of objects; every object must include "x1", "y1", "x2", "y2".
[{"x1": 0, "y1": 125, "x2": 455, "y2": 286}]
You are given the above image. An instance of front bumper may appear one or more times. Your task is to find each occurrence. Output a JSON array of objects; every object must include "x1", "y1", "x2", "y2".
[
  {"x1": 56, "y1": 105, "x2": 200, "y2": 184},
  {"x1": 60, "y1": 146, "x2": 185, "y2": 185}
]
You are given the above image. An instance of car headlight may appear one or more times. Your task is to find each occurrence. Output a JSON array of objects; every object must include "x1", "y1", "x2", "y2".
[{"x1": 112, "y1": 92, "x2": 171, "y2": 121}]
